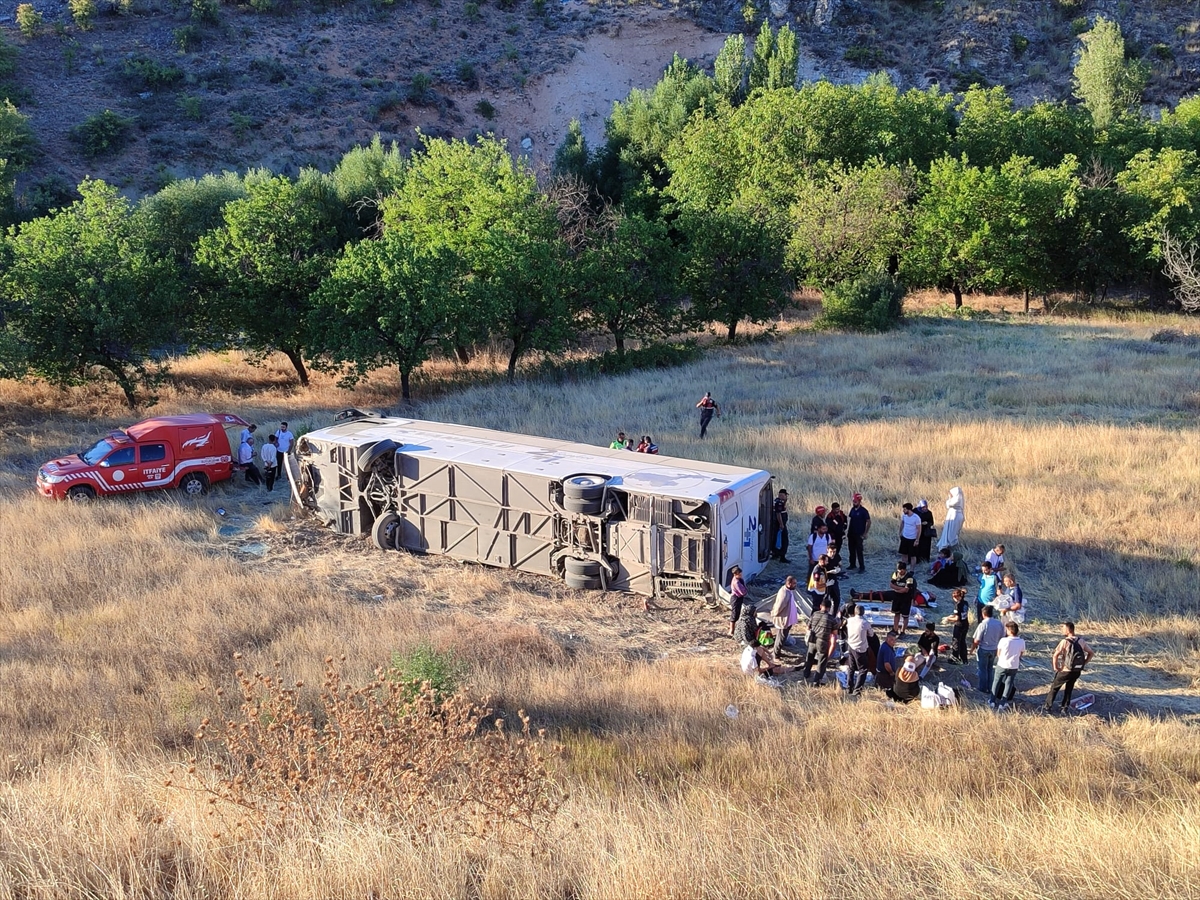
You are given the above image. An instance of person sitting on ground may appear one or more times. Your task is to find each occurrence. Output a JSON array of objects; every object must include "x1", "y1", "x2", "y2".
[
  {"x1": 917, "y1": 622, "x2": 940, "y2": 678},
  {"x1": 930, "y1": 548, "x2": 969, "y2": 588},
  {"x1": 875, "y1": 631, "x2": 900, "y2": 692},
  {"x1": 624, "y1": 438, "x2": 635, "y2": 450},
  {"x1": 644, "y1": 435, "x2": 659, "y2": 454},
  {"x1": 636, "y1": 436, "x2": 649, "y2": 452},
  {"x1": 801, "y1": 597, "x2": 840, "y2": 687},
  {"x1": 890, "y1": 646, "x2": 926, "y2": 704},
  {"x1": 985, "y1": 544, "x2": 1006, "y2": 574},
  {"x1": 845, "y1": 604, "x2": 876, "y2": 695},
  {"x1": 993, "y1": 573, "x2": 1025, "y2": 624},
  {"x1": 929, "y1": 547, "x2": 954, "y2": 581},
  {"x1": 740, "y1": 621, "x2": 797, "y2": 682}
]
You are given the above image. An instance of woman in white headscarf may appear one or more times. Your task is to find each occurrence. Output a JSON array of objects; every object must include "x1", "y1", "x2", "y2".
[{"x1": 937, "y1": 487, "x2": 964, "y2": 551}]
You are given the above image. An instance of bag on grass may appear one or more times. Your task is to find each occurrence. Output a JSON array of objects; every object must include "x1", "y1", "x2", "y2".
[
  {"x1": 937, "y1": 681, "x2": 958, "y2": 707},
  {"x1": 920, "y1": 685, "x2": 942, "y2": 709}
]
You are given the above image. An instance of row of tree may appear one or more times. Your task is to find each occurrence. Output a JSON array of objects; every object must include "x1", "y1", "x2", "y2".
[
  {"x1": 2, "y1": 15, "x2": 1197, "y2": 406},
  {"x1": 0, "y1": 137, "x2": 790, "y2": 406},
  {"x1": 558, "y1": 17, "x2": 1200, "y2": 308}
]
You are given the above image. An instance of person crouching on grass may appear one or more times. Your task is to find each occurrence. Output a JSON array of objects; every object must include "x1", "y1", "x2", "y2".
[{"x1": 740, "y1": 621, "x2": 796, "y2": 684}]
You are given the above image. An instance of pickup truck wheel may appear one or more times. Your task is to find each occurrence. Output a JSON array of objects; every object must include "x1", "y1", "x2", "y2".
[
  {"x1": 564, "y1": 557, "x2": 603, "y2": 590},
  {"x1": 562, "y1": 474, "x2": 610, "y2": 502},
  {"x1": 372, "y1": 511, "x2": 400, "y2": 551},
  {"x1": 66, "y1": 484, "x2": 96, "y2": 502},
  {"x1": 179, "y1": 472, "x2": 208, "y2": 496}
]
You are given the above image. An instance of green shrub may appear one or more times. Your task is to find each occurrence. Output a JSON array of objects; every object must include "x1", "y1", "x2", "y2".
[
  {"x1": 177, "y1": 94, "x2": 203, "y2": 120},
  {"x1": 456, "y1": 59, "x2": 477, "y2": 86},
  {"x1": 368, "y1": 89, "x2": 404, "y2": 120},
  {"x1": 122, "y1": 54, "x2": 183, "y2": 89},
  {"x1": 69, "y1": 0, "x2": 96, "y2": 30},
  {"x1": 464, "y1": 1, "x2": 480, "y2": 20},
  {"x1": 71, "y1": 109, "x2": 132, "y2": 158},
  {"x1": 191, "y1": 0, "x2": 218, "y2": 24},
  {"x1": 475, "y1": 98, "x2": 495, "y2": 119},
  {"x1": 1071, "y1": 16, "x2": 1090, "y2": 34},
  {"x1": 16, "y1": 4, "x2": 43, "y2": 38},
  {"x1": 593, "y1": 341, "x2": 701, "y2": 375},
  {"x1": 388, "y1": 642, "x2": 465, "y2": 703},
  {"x1": 1011, "y1": 33, "x2": 1029, "y2": 58},
  {"x1": 408, "y1": 71, "x2": 433, "y2": 103},
  {"x1": 818, "y1": 271, "x2": 905, "y2": 332},
  {"x1": 173, "y1": 25, "x2": 201, "y2": 52}
]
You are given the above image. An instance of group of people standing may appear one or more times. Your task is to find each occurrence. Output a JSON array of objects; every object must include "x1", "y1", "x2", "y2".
[
  {"x1": 738, "y1": 486, "x2": 1097, "y2": 715},
  {"x1": 236, "y1": 421, "x2": 293, "y2": 492}
]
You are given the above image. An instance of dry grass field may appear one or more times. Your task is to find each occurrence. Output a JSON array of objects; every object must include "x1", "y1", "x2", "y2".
[{"x1": 1, "y1": 300, "x2": 1200, "y2": 898}]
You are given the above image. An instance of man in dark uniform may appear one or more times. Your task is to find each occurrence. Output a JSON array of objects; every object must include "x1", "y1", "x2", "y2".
[
  {"x1": 771, "y1": 488, "x2": 790, "y2": 563},
  {"x1": 847, "y1": 492, "x2": 871, "y2": 573},
  {"x1": 696, "y1": 391, "x2": 720, "y2": 438}
]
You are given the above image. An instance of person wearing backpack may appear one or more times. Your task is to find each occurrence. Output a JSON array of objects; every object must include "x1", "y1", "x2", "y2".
[{"x1": 1043, "y1": 622, "x2": 1095, "y2": 714}]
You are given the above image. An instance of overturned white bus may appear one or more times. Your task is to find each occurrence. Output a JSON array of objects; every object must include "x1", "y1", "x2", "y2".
[{"x1": 288, "y1": 412, "x2": 776, "y2": 602}]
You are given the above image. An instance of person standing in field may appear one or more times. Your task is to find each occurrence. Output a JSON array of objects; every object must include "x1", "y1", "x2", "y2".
[
  {"x1": 985, "y1": 544, "x2": 1006, "y2": 573},
  {"x1": 609, "y1": 431, "x2": 627, "y2": 450},
  {"x1": 728, "y1": 565, "x2": 748, "y2": 637},
  {"x1": 898, "y1": 502, "x2": 921, "y2": 569},
  {"x1": 888, "y1": 560, "x2": 916, "y2": 635},
  {"x1": 260, "y1": 433, "x2": 279, "y2": 492},
  {"x1": 990, "y1": 622, "x2": 1026, "y2": 709},
  {"x1": 1043, "y1": 622, "x2": 1094, "y2": 714},
  {"x1": 947, "y1": 587, "x2": 971, "y2": 664},
  {"x1": 274, "y1": 421, "x2": 294, "y2": 455},
  {"x1": 845, "y1": 604, "x2": 875, "y2": 695},
  {"x1": 997, "y1": 573, "x2": 1025, "y2": 624},
  {"x1": 937, "y1": 487, "x2": 965, "y2": 551},
  {"x1": 696, "y1": 392, "x2": 720, "y2": 438},
  {"x1": 239, "y1": 422, "x2": 258, "y2": 447},
  {"x1": 914, "y1": 499, "x2": 935, "y2": 563},
  {"x1": 771, "y1": 489, "x2": 790, "y2": 563},
  {"x1": 847, "y1": 492, "x2": 871, "y2": 573},
  {"x1": 801, "y1": 597, "x2": 839, "y2": 687},
  {"x1": 238, "y1": 435, "x2": 262, "y2": 486},
  {"x1": 972, "y1": 605, "x2": 1005, "y2": 694},
  {"x1": 770, "y1": 575, "x2": 801, "y2": 660},
  {"x1": 825, "y1": 502, "x2": 848, "y2": 556},
  {"x1": 977, "y1": 561, "x2": 999, "y2": 621}
]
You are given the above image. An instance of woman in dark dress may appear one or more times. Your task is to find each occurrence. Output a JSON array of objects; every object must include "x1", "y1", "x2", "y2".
[{"x1": 914, "y1": 499, "x2": 935, "y2": 564}]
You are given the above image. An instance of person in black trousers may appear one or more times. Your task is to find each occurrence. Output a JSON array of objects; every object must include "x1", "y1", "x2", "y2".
[
  {"x1": 1044, "y1": 622, "x2": 1095, "y2": 713},
  {"x1": 847, "y1": 492, "x2": 870, "y2": 573},
  {"x1": 948, "y1": 588, "x2": 970, "y2": 664}
]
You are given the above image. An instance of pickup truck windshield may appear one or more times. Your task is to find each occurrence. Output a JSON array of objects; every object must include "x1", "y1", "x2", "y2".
[{"x1": 81, "y1": 439, "x2": 114, "y2": 465}]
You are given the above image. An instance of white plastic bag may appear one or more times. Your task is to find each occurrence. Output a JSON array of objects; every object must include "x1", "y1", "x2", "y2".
[
  {"x1": 920, "y1": 685, "x2": 942, "y2": 709},
  {"x1": 937, "y1": 681, "x2": 957, "y2": 707}
]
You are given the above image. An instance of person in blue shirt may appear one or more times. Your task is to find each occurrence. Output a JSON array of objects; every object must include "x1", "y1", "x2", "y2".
[
  {"x1": 976, "y1": 561, "x2": 999, "y2": 620},
  {"x1": 875, "y1": 631, "x2": 899, "y2": 692}
]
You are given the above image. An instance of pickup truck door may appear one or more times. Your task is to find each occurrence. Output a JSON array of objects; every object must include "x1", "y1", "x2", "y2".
[
  {"x1": 138, "y1": 441, "x2": 174, "y2": 486},
  {"x1": 97, "y1": 447, "x2": 139, "y2": 492}
]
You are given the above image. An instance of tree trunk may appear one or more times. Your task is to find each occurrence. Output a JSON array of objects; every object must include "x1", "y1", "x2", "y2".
[
  {"x1": 1023, "y1": 288, "x2": 1030, "y2": 314},
  {"x1": 282, "y1": 347, "x2": 309, "y2": 386},
  {"x1": 612, "y1": 331, "x2": 625, "y2": 356},
  {"x1": 952, "y1": 284, "x2": 963, "y2": 309},
  {"x1": 109, "y1": 366, "x2": 139, "y2": 409},
  {"x1": 399, "y1": 366, "x2": 411, "y2": 402},
  {"x1": 455, "y1": 345, "x2": 471, "y2": 364},
  {"x1": 506, "y1": 344, "x2": 521, "y2": 381},
  {"x1": 726, "y1": 319, "x2": 738, "y2": 341}
]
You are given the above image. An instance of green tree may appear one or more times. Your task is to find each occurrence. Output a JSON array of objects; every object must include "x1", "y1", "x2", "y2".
[
  {"x1": 579, "y1": 212, "x2": 682, "y2": 356},
  {"x1": 713, "y1": 34, "x2": 747, "y2": 105},
  {"x1": 0, "y1": 179, "x2": 182, "y2": 406},
  {"x1": 767, "y1": 24, "x2": 798, "y2": 91},
  {"x1": 1117, "y1": 147, "x2": 1200, "y2": 260},
  {"x1": 677, "y1": 206, "x2": 790, "y2": 340},
  {"x1": 553, "y1": 119, "x2": 592, "y2": 183},
  {"x1": 591, "y1": 54, "x2": 716, "y2": 207},
  {"x1": 954, "y1": 86, "x2": 1021, "y2": 168},
  {"x1": 787, "y1": 160, "x2": 914, "y2": 286},
  {"x1": 383, "y1": 135, "x2": 549, "y2": 360},
  {"x1": 330, "y1": 135, "x2": 407, "y2": 238},
  {"x1": 313, "y1": 235, "x2": 463, "y2": 401},
  {"x1": 196, "y1": 174, "x2": 342, "y2": 385},
  {"x1": 747, "y1": 19, "x2": 774, "y2": 94},
  {"x1": 1072, "y1": 16, "x2": 1149, "y2": 131}
]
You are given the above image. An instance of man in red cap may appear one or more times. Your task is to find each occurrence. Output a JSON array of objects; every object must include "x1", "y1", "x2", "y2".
[
  {"x1": 847, "y1": 493, "x2": 871, "y2": 573},
  {"x1": 810, "y1": 505, "x2": 827, "y2": 535}
]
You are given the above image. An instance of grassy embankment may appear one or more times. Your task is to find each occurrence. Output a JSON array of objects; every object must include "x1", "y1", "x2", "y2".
[{"x1": 1, "y1": 302, "x2": 1199, "y2": 898}]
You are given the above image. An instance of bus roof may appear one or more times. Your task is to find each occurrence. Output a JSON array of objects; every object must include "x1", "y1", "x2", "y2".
[{"x1": 307, "y1": 416, "x2": 770, "y2": 502}]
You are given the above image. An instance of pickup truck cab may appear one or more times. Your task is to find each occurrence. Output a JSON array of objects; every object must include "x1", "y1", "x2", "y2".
[{"x1": 37, "y1": 413, "x2": 250, "y2": 501}]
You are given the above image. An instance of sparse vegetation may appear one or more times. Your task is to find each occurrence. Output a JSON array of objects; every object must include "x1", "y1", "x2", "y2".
[
  {"x1": 475, "y1": 97, "x2": 496, "y2": 118},
  {"x1": 15, "y1": 3, "x2": 43, "y2": 39},
  {"x1": 122, "y1": 54, "x2": 184, "y2": 89},
  {"x1": 68, "y1": 0, "x2": 96, "y2": 30}
]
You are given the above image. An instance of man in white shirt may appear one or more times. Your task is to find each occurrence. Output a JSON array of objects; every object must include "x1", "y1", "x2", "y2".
[
  {"x1": 274, "y1": 421, "x2": 294, "y2": 455},
  {"x1": 260, "y1": 434, "x2": 279, "y2": 492},
  {"x1": 990, "y1": 622, "x2": 1026, "y2": 709},
  {"x1": 985, "y1": 544, "x2": 1006, "y2": 573},
  {"x1": 899, "y1": 503, "x2": 921, "y2": 568},
  {"x1": 807, "y1": 523, "x2": 832, "y2": 571},
  {"x1": 238, "y1": 436, "x2": 262, "y2": 485},
  {"x1": 239, "y1": 423, "x2": 257, "y2": 447},
  {"x1": 844, "y1": 604, "x2": 875, "y2": 695}
]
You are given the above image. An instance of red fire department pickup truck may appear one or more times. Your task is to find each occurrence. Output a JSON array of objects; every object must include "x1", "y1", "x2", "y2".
[{"x1": 36, "y1": 413, "x2": 250, "y2": 501}]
